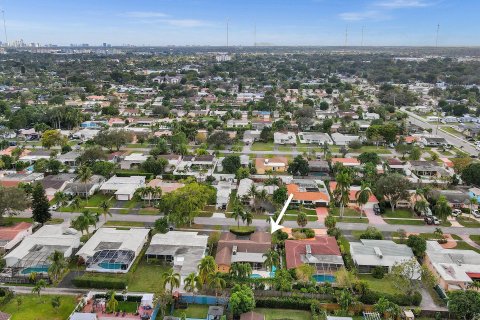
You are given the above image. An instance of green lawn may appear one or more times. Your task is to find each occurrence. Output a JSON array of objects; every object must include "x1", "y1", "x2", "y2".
[
  {"x1": 452, "y1": 240, "x2": 480, "y2": 254},
  {"x1": 284, "y1": 215, "x2": 318, "y2": 222},
  {"x1": 383, "y1": 209, "x2": 415, "y2": 219},
  {"x1": 117, "y1": 301, "x2": 138, "y2": 313},
  {"x1": 127, "y1": 261, "x2": 171, "y2": 292},
  {"x1": 255, "y1": 308, "x2": 312, "y2": 320},
  {"x1": 470, "y1": 235, "x2": 480, "y2": 246},
  {"x1": 330, "y1": 208, "x2": 361, "y2": 217},
  {"x1": 335, "y1": 217, "x2": 369, "y2": 223},
  {"x1": 173, "y1": 304, "x2": 209, "y2": 318},
  {"x1": 0, "y1": 294, "x2": 77, "y2": 320},
  {"x1": 359, "y1": 274, "x2": 401, "y2": 295},
  {"x1": 59, "y1": 194, "x2": 113, "y2": 212},
  {"x1": 278, "y1": 146, "x2": 293, "y2": 152},
  {"x1": 356, "y1": 146, "x2": 391, "y2": 154},
  {"x1": 251, "y1": 142, "x2": 274, "y2": 151},
  {"x1": 286, "y1": 208, "x2": 317, "y2": 216},
  {"x1": 457, "y1": 216, "x2": 480, "y2": 228},
  {"x1": 383, "y1": 219, "x2": 424, "y2": 226},
  {"x1": 0, "y1": 217, "x2": 64, "y2": 226},
  {"x1": 103, "y1": 220, "x2": 146, "y2": 227}
]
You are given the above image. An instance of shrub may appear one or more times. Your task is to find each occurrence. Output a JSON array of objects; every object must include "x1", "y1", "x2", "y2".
[
  {"x1": 359, "y1": 289, "x2": 422, "y2": 306},
  {"x1": 229, "y1": 226, "x2": 255, "y2": 236},
  {"x1": 359, "y1": 226, "x2": 383, "y2": 240},
  {"x1": 291, "y1": 228, "x2": 315, "y2": 238},
  {"x1": 256, "y1": 297, "x2": 314, "y2": 310},
  {"x1": 372, "y1": 266, "x2": 385, "y2": 279},
  {"x1": 0, "y1": 288, "x2": 13, "y2": 307}
]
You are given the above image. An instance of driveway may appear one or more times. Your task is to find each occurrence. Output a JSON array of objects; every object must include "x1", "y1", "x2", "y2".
[{"x1": 363, "y1": 207, "x2": 386, "y2": 225}]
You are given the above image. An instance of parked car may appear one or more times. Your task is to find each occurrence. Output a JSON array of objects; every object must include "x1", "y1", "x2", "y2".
[
  {"x1": 373, "y1": 203, "x2": 382, "y2": 215},
  {"x1": 472, "y1": 210, "x2": 480, "y2": 218},
  {"x1": 452, "y1": 209, "x2": 462, "y2": 217},
  {"x1": 424, "y1": 216, "x2": 440, "y2": 225}
]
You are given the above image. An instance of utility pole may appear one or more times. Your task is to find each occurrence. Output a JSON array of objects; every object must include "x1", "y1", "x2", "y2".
[{"x1": 435, "y1": 24, "x2": 440, "y2": 48}]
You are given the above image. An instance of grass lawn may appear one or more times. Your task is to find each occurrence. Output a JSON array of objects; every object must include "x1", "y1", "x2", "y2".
[
  {"x1": 0, "y1": 294, "x2": 77, "y2": 320},
  {"x1": 357, "y1": 146, "x2": 391, "y2": 154},
  {"x1": 335, "y1": 217, "x2": 369, "y2": 223},
  {"x1": 255, "y1": 308, "x2": 312, "y2": 320},
  {"x1": 359, "y1": 274, "x2": 401, "y2": 295},
  {"x1": 59, "y1": 194, "x2": 113, "y2": 212},
  {"x1": 383, "y1": 209, "x2": 415, "y2": 219},
  {"x1": 0, "y1": 217, "x2": 64, "y2": 226},
  {"x1": 383, "y1": 219, "x2": 424, "y2": 226},
  {"x1": 173, "y1": 304, "x2": 209, "y2": 318},
  {"x1": 230, "y1": 226, "x2": 255, "y2": 233},
  {"x1": 117, "y1": 301, "x2": 138, "y2": 313},
  {"x1": 251, "y1": 142, "x2": 274, "y2": 151},
  {"x1": 284, "y1": 215, "x2": 318, "y2": 222},
  {"x1": 457, "y1": 216, "x2": 480, "y2": 228},
  {"x1": 103, "y1": 220, "x2": 146, "y2": 227},
  {"x1": 470, "y1": 235, "x2": 480, "y2": 246},
  {"x1": 452, "y1": 240, "x2": 480, "y2": 254},
  {"x1": 286, "y1": 208, "x2": 317, "y2": 216},
  {"x1": 278, "y1": 146, "x2": 293, "y2": 152},
  {"x1": 330, "y1": 208, "x2": 361, "y2": 217},
  {"x1": 138, "y1": 208, "x2": 159, "y2": 215},
  {"x1": 127, "y1": 260, "x2": 171, "y2": 292}
]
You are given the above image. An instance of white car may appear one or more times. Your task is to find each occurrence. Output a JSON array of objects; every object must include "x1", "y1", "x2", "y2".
[
  {"x1": 472, "y1": 210, "x2": 480, "y2": 218},
  {"x1": 452, "y1": 209, "x2": 462, "y2": 217}
]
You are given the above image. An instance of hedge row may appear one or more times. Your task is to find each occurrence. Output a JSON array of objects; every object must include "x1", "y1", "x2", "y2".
[
  {"x1": 72, "y1": 277, "x2": 126, "y2": 289},
  {"x1": 256, "y1": 296, "x2": 316, "y2": 310},
  {"x1": 116, "y1": 171, "x2": 153, "y2": 179},
  {"x1": 93, "y1": 294, "x2": 141, "y2": 302},
  {"x1": 359, "y1": 289, "x2": 422, "y2": 306}
]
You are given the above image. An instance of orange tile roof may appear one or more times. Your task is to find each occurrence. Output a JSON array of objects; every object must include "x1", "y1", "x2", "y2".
[
  {"x1": 255, "y1": 157, "x2": 288, "y2": 171},
  {"x1": 287, "y1": 184, "x2": 329, "y2": 202},
  {"x1": 0, "y1": 222, "x2": 32, "y2": 241},
  {"x1": 331, "y1": 158, "x2": 360, "y2": 165}
]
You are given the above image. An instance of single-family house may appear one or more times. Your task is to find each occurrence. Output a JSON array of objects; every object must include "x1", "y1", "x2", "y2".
[
  {"x1": 255, "y1": 157, "x2": 288, "y2": 174},
  {"x1": 429, "y1": 189, "x2": 470, "y2": 209},
  {"x1": 287, "y1": 179, "x2": 330, "y2": 207},
  {"x1": 331, "y1": 158, "x2": 361, "y2": 167},
  {"x1": 274, "y1": 132, "x2": 296, "y2": 145},
  {"x1": 56, "y1": 151, "x2": 82, "y2": 168},
  {"x1": 298, "y1": 132, "x2": 333, "y2": 145},
  {"x1": 99, "y1": 175, "x2": 146, "y2": 200},
  {"x1": 0, "y1": 222, "x2": 32, "y2": 253},
  {"x1": 120, "y1": 153, "x2": 148, "y2": 170},
  {"x1": 64, "y1": 175, "x2": 105, "y2": 198},
  {"x1": 243, "y1": 130, "x2": 261, "y2": 145},
  {"x1": 330, "y1": 133, "x2": 360, "y2": 146},
  {"x1": 40, "y1": 173, "x2": 76, "y2": 201}
]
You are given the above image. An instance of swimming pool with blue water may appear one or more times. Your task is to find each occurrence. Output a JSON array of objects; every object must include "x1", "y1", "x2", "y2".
[{"x1": 312, "y1": 274, "x2": 335, "y2": 283}]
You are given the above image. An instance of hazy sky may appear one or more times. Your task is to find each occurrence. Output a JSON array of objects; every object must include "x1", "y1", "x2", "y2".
[{"x1": 1, "y1": 0, "x2": 479, "y2": 46}]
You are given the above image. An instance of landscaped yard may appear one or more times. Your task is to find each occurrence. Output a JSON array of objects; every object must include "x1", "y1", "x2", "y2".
[
  {"x1": 255, "y1": 308, "x2": 312, "y2": 320},
  {"x1": 359, "y1": 274, "x2": 401, "y2": 295},
  {"x1": 59, "y1": 193, "x2": 113, "y2": 212},
  {"x1": 0, "y1": 294, "x2": 77, "y2": 320},
  {"x1": 286, "y1": 208, "x2": 317, "y2": 216},
  {"x1": 0, "y1": 217, "x2": 64, "y2": 226},
  {"x1": 457, "y1": 216, "x2": 480, "y2": 228},
  {"x1": 251, "y1": 142, "x2": 274, "y2": 151},
  {"x1": 172, "y1": 304, "x2": 209, "y2": 318},
  {"x1": 383, "y1": 209, "x2": 415, "y2": 219},
  {"x1": 451, "y1": 239, "x2": 480, "y2": 254},
  {"x1": 127, "y1": 260, "x2": 171, "y2": 292},
  {"x1": 330, "y1": 208, "x2": 362, "y2": 217}
]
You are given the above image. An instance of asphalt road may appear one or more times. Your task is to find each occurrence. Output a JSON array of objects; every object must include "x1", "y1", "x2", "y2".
[{"x1": 404, "y1": 109, "x2": 479, "y2": 156}]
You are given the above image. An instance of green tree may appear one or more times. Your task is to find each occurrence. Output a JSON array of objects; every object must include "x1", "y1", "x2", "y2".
[
  {"x1": 461, "y1": 163, "x2": 480, "y2": 187},
  {"x1": 207, "y1": 272, "x2": 227, "y2": 299},
  {"x1": 355, "y1": 182, "x2": 373, "y2": 219},
  {"x1": 48, "y1": 250, "x2": 68, "y2": 284},
  {"x1": 197, "y1": 256, "x2": 217, "y2": 289},
  {"x1": 31, "y1": 279, "x2": 47, "y2": 296},
  {"x1": 325, "y1": 214, "x2": 337, "y2": 229},
  {"x1": 409, "y1": 146, "x2": 421, "y2": 160},
  {"x1": 41, "y1": 129, "x2": 67, "y2": 149},
  {"x1": 388, "y1": 258, "x2": 436, "y2": 296},
  {"x1": 448, "y1": 290, "x2": 480, "y2": 320},
  {"x1": 376, "y1": 173, "x2": 411, "y2": 211},
  {"x1": 229, "y1": 284, "x2": 255, "y2": 317},
  {"x1": 99, "y1": 200, "x2": 112, "y2": 222},
  {"x1": 154, "y1": 217, "x2": 169, "y2": 234},
  {"x1": 296, "y1": 211, "x2": 308, "y2": 228},
  {"x1": 295, "y1": 263, "x2": 316, "y2": 282},
  {"x1": 287, "y1": 155, "x2": 309, "y2": 176},
  {"x1": 434, "y1": 195, "x2": 452, "y2": 222},
  {"x1": 357, "y1": 152, "x2": 381, "y2": 165},
  {"x1": 32, "y1": 183, "x2": 51, "y2": 225},
  {"x1": 263, "y1": 249, "x2": 280, "y2": 272},
  {"x1": 76, "y1": 165, "x2": 93, "y2": 203},
  {"x1": 334, "y1": 170, "x2": 352, "y2": 218},
  {"x1": 222, "y1": 155, "x2": 241, "y2": 174},
  {"x1": 106, "y1": 290, "x2": 119, "y2": 313},
  {"x1": 374, "y1": 297, "x2": 401, "y2": 320},
  {"x1": 51, "y1": 296, "x2": 61, "y2": 313},
  {"x1": 0, "y1": 186, "x2": 30, "y2": 224},
  {"x1": 141, "y1": 157, "x2": 168, "y2": 175},
  {"x1": 72, "y1": 210, "x2": 97, "y2": 236},
  {"x1": 406, "y1": 235, "x2": 427, "y2": 258},
  {"x1": 272, "y1": 186, "x2": 288, "y2": 207},
  {"x1": 162, "y1": 268, "x2": 181, "y2": 293}
]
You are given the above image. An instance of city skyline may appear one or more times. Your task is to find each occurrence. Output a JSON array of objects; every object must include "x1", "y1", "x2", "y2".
[{"x1": 1, "y1": 0, "x2": 480, "y2": 47}]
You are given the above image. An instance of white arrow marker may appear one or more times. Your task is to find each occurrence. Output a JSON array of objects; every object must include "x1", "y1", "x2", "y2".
[{"x1": 270, "y1": 193, "x2": 294, "y2": 234}]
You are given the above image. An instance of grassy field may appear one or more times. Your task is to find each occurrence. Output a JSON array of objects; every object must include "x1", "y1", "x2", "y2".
[
  {"x1": 173, "y1": 304, "x2": 209, "y2": 318},
  {"x1": 117, "y1": 301, "x2": 138, "y2": 313},
  {"x1": 251, "y1": 142, "x2": 274, "y2": 151},
  {"x1": 359, "y1": 274, "x2": 401, "y2": 295},
  {"x1": 0, "y1": 294, "x2": 77, "y2": 320},
  {"x1": 383, "y1": 209, "x2": 415, "y2": 219},
  {"x1": 127, "y1": 261, "x2": 170, "y2": 292},
  {"x1": 255, "y1": 308, "x2": 312, "y2": 320},
  {"x1": 457, "y1": 216, "x2": 480, "y2": 228}
]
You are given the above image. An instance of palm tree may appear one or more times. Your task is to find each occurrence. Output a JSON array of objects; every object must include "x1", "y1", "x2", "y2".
[
  {"x1": 153, "y1": 186, "x2": 162, "y2": 205},
  {"x1": 434, "y1": 195, "x2": 452, "y2": 222},
  {"x1": 31, "y1": 279, "x2": 47, "y2": 296},
  {"x1": 334, "y1": 170, "x2": 352, "y2": 219},
  {"x1": 99, "y1": 200, "x2": 112, "y2": 222},
  {"x1": 414, "y1": 200, "x2": 429, "y2": 216},
  {"x1": 231, "y1": 203, "x2": 245, "y2": 228},
  {"x1": 197, "y1": 256, "x2": 216, "y2": 290},
  {"x1": 106, "y1": 290, "x2": 118, "y2": 313},
  {"x1": 71, "y1": 197, "x2": 81, "y2": 211},
  {"x1": 242, "y1": 210, "x2": 253, "y2": 227},
  {"x1": 77, "y1": 165, "x2": 93, "y2": 204},
  {"x1": 247, "y1": 184, "x2": 258, "y2": 211},
  {"x1": 263, "y1": 249, "x2": 280, "y2": 272},
  {"x1": 162, "y1": 268, "x2": 181, "y2": 293},
  {"x1": 355, "y1": 182, "x2": 373, "y2": 219},
  {"x1": 256, "y1": 189, "x2": 269, "y2": 213},
  {"x1": 53, "y1": 191, "x2": 68, "y2": 207},
  {"x1": 72, "y1": 210, "x2": 97, "y2": 236},
  {"x1": 47, "y1": 250, "x2": 68, "y2": 284},
  {"x1": 207, "y1": 272, "x2": 226, "y2": 300},
  {"x1": 144, "y1": 186, "x2": 155, "y2": 207},
  {"x1": 469, "y1": 197, "x2": 478, "y2": 216},
  {"x1": 183, "y1": 272, "x2": 197, "y2": 294},
  {"x1": 297, "y1": 212, "x2": 308, "y2": 228}
]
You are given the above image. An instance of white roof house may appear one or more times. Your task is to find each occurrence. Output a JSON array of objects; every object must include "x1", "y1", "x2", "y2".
[
  {"x1": 350, "y1": 240, "x2": 419, "y2": 277},
  {"x1": 274, "y1": 132, "x2": 296, "y2": 145},
  {"x1": 77, "y1": 227, "x2": 150, "y2": 273},
  {"x1": 120, "y1": 153, "x2": 149, "y2": 170},
  {"x1": 146, "y1": 231, "x2": 208, "y2": 287},
  {"x1": 425, "y1": 241, "x2": 480, "y2": 291},
  {"x1": 298, "y1": 132, "x2": 333, "y2": 145},
  {"x1": 330, "y1": 133, "x2": 360, "y2": 146},
  {"x1": 99, "y1": 175, "x2": 146, "y2": 200},
  {"x1": 4, "y1": 224, "x2": 81, "y2": 271}
]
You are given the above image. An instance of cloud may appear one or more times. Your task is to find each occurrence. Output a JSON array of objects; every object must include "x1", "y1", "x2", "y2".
[
  {"x1": 376, "y1": 0, "x2": 431, "y2": 8},
  {"x1": 124, "y1": 11, "x2": 168, "y2": 18},
  {"x1": 339, "y1": 10, "x2": 388, "y2": 21}
]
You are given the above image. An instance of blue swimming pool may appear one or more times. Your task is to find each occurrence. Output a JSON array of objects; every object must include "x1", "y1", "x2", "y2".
[
  {"x1": 98, "y1": 262, "x2": 125, "y2": 270},
  {"x1": 250, "y1": 274, "x2": 262, "y2": 279},
  {"x1": 21, "y1": 266, "x2": 49, "y2": 274},
  {"x1": 312, "y1": 274, "x2": 335, "y2": 283},
  {"x1": 180, "y1": 295, "x2": 227, "y2": 305}
]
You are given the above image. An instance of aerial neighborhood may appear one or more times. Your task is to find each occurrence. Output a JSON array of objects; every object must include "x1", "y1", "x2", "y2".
[{"x1": 0, "y1": 45, "x2": 479, "y2": 320}]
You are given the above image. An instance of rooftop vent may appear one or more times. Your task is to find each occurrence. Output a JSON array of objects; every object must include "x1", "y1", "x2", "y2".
[
  {"x1": 232, "y1": 245, "x2": 238, "y2": 255},
  {"x1": 374, "y1": 247, "x2": 383, "y2": 259}
]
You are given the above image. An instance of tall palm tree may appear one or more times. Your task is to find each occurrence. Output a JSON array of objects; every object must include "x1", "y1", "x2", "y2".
[
  {"x1": 256, "y1": 189, "x2": 269, "y2": 213},
  {"x1": 47, "y1": 250, "x2": 68, "y2": 284},
  {"x1": 414, "y1": 200, "x2": 429, "y2": 216},
  {"x1": 106, "y1": 290, "x2": 118, "y2": 313},
  {"x1": 53, "y1": 191, "x2": 68, "y2": 207},
  {"x1": 242, "y1": 210, "x2": 253, "y2": 227},
  {"x1": 77, "y1": 165, "x2": 93, "y2": 204},
  {"x1": 162, "y1": 268, "x2": 181, "y2": 293},
  {"x1": 247, "y1": 184, "x2": 258, "y2": 211},
  {"x1": 183, "y1": 272, "x2": 197, "y2": 294},
  {"x1": 434, "y1": 195, "x2": 451, "y2": 222},
  {"x1": 153, "y1": 186, "x2": 162, "y2": 205},
  {"x1": 72, "y1": 210, "x2": 97, "y2": 236},
  {"x1": 355, "y1": 182, "x2": 373, "y2": 219},
  {"x1": 231, "y1": 204, "x2": 245, "y2": 228},
  {"x1": 197, "y1": 256, "x2": 216, "y2": 290},
  {"x1": 334, "y1": 170, "x2": 352, "y2": 219},
  {"x1": 263, "y1": 249, "x2": 280, "y2": 272},
  {"x1": 207, "y1": 272, "x2": 226, "y2": 300},
  {"x1": 99, "y1": 200, "x2": 112, "y2": 222},
  {"x1": 31, "y1": 279, "x2": 47, "y2": 296},
  {"x1": 71, "y1": 197, "x2": 81, "y2": 211}
]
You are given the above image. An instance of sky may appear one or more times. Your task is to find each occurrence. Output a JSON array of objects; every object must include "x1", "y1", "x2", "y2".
[{"x1": 1, "y1": 0, "x2": 480, "y2": 47}]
